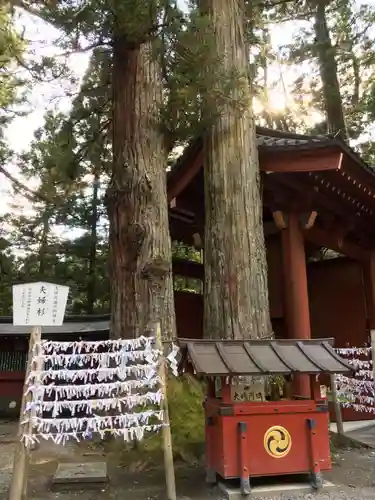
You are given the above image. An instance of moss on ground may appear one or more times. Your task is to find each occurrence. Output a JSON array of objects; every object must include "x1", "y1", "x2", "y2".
[
  {"x1": 140, "y1": 374, "x2": 205, "y2": 453},
  {"x1": 106, "y1": 374, "x2": 206, "y2": 466},
  {"x1": 168, "y1": 374, "x2": 206, "y2": 450}
]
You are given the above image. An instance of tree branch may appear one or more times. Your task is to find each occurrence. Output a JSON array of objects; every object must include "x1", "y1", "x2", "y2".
[
  {"x1": 9, "y1": 0, "x2": 46, "y2": 21},
  {"x1": 0, "y1": 165, "x2": 49, "y2": 203},
  {"x1": 71, "y1": 118, "x2": 111, "y2": 167},
  {"x1": 0, "y1": 165, "x2": 91, "y2": 227}
]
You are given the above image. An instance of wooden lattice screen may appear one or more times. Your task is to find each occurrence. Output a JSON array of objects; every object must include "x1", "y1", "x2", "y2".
[{"x1": 0, "y1": 351, "x2": 27, "y2": 372}]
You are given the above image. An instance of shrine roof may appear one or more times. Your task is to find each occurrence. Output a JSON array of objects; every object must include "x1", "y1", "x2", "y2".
[
  {"x1": 168, "y1": 128, "x2": 336, "y2": 188},
  {"x1": 171, "y1": 126, "x2": 372, "y2": 164},
  {"x1": 178, "y1": 338, "x2": 352, "y2": 376},
  {"x1": 168, "y1": 127, "x2": 375, "y2": 247},
  {"x1": 0, "y1": 315, "x2": 110, "y2": 336},
  {"x1": 168, "y1": 127, "x2": 375, "y2": 193},
  {"x1": 169, "y1": 127, "x2": 329, "y2": 172}
]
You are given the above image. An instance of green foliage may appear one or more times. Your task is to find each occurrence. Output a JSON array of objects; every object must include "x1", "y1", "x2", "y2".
[
  {"x1": 0, "y1": 35, "x2": 204, "y2": 314},
  {"x1": 271, "y1": 0, "x2": 375, "y2": 141},
  {"x1": 160, "y1": 6, "x2": 251, "y2": 147},
  {"x1": 168, "y1": 374, "x2": 205, "y2": 452},
  {"x1": 0, "y1": 223, "x2": 16, "y2": 315},
  {"x1": 130, "y1": 374, "x2": 205, "y2": 460},
  {"x1": 0, "y1": 5, "x2": 25, "y2": 116},
  {"x1": 172, "y1": 241, "x2": 202, "y2": 293},
  {"x1": 14, "y1": 0, "x2": 256, "y2": 152}
]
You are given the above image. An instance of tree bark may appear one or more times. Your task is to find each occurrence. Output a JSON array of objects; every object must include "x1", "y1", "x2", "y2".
[
  {"x1": 201, "y1": 0, "x2": 272, "y2": 340},
  {"x1": 313, "y1": 0, "x2": 347, "y2": 140},
  {"x1": 86, "y1": 170, "x2": 99, "y2": 314},
  {"x1": 106, "y1": 37, "x2": 176, "y2": 340}
]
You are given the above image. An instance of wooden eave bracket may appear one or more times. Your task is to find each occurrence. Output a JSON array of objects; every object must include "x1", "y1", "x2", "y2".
[
  {"x1": 192, "y1": 232, "x2": 202, "y2": 250},
  {"x1": 299, "y1": 211, "x2": 318, "y2": 230},
  {"x1": 272, "y1": 210, "x2": 318, "y2": 230},
  {"x1": 272, "y1": 211, "x2": 288, "y2": 229}
]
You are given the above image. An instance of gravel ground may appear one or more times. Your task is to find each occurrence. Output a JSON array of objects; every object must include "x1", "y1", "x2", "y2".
[{"x1": 1, "y1": 421, "x2": 375, "y2": 499}]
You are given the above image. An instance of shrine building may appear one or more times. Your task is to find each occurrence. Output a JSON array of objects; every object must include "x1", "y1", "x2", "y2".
[{"x1": 1, "y1": 126, "x2": 375, "y2": 422}]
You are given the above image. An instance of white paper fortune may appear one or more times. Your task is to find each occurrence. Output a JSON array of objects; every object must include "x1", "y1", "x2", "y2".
[{"x1": 22, "y1": 336, "x2": 168, "y2": 447}]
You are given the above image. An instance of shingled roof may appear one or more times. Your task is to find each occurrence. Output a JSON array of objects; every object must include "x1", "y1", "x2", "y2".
[
  {"x1": 168, "y1": 126, "x2": 374, "y2": 188},
  {"x1": 178, "y1": 338, "x2": 353, "y2": 376}
]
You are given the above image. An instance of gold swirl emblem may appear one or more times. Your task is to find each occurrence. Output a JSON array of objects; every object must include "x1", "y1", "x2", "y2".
[{"x1": 264, "y1": 425, "x2": 292, "y2": 458}]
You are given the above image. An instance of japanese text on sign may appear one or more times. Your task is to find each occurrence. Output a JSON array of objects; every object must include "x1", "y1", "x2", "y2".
[
  {"x1": 12, "y1": 282, "x2": 69, "y2": 327},
  {"x1": 231, "y1": 382, "x2": 265, "y2": 402}
]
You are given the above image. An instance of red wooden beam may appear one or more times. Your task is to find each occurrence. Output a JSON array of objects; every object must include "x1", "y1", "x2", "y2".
[
  {"x1": 264, "y1": 217, "x2": 369, "y2": 262},
  {"x1": 260, "y1": 149, "x2": 343, "y2": 173},
  {"x1": 169, "y1": 215, "x2": 196, "y2": 246},
  {"x1": 172, "y1": 258, "x2": 204, "y2": 280},
  {"x1": 303, "y1": 226, "x2": 370, "y2": 262},
  {"x1": 168, "y1": 150, "x2": 203, "y2": 202}
]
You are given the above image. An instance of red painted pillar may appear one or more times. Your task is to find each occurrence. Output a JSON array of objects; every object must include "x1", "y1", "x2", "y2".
[{"x1": 281, "y1": 212, "x2": 311, "y2": 398}]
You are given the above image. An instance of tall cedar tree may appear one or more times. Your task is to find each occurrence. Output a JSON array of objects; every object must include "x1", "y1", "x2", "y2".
[
  {"x1": 108, "y1": 38, "x2": 175, "y2": 340},
  {"x1": 8, "y1": 1, "x2": 178, "y2": 340},
  {"x1": 311, "y1": 0, "x2": 347, "y2": 139},
  {"x1": 200, "y1": 0, "x2": 272, "y2": 340},
  {"x1": 272, "y1": 0, "x2": 375, "y2": 140}
]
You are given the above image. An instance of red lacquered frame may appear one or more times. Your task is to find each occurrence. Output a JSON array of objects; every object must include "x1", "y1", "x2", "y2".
[{"x1": 204, "y1": 376, "x2": 329, "y2": 494}]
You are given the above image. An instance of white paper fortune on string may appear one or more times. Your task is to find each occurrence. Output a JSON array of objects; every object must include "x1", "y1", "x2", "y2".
[
  {"x1": 167, "y1": 343, "x2": 180, "y2": 376},
  {"x1": 334, "y1": 346, "x2": 375, "y2": 413},
  {"x1": 22, "y1": 336, "x2": 167, "y2": 447}
]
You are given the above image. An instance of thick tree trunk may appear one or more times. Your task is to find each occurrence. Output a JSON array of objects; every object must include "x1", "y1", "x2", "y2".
[
  {"x1": 313, "y1": 0, "x2": 347, "y2": 140},
  {"x1": 106, "y1": 37, "x2": 176, "y2": 340},
  {"x1": 201, "y1": 0, "x2": 272, "y2": 340},
  {"x1": 86, "y1": 171, "x2": 99, "y2": 314}
]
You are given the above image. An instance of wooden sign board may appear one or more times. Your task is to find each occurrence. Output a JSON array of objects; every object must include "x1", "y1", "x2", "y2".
[
  {"x1": 231, "y1": 381, "x2": 266, "y2": 402},
  {"x1": 320, "y1": 385, "x2": 327, "y2": 398},
  {"x1": 12, "y1": 282, "x2": 69, "y2": 326}
]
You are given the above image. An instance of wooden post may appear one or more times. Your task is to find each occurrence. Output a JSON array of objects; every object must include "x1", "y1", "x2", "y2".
[
  {"x1": 9, "y1": 326, "x2": 41, "y2": 500},
  {"x1": 330, "y1": 373, "x2": 344, "y2": 436},
  {"x1": 281, "y1": 213, "x2": 312, "y2": 398},
  {"x1": 155, "y1": 322, "x2": 177, "y2": 500}
]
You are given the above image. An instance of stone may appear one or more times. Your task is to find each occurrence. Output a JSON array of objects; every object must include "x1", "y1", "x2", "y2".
[
  {"x1": 218, "y1": 479, "x2": 335, "y2": 499},
  {"x1": 52, "y1": 462, "x2": 108, "y2": 490}
]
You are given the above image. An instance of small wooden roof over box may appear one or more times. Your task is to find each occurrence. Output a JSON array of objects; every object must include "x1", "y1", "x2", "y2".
[{"x1": 178, "y1": 338, "x2": 353, "y2": 376}]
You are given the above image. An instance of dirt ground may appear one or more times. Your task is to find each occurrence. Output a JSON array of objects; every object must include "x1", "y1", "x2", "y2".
[{"x1": 1, "y1": 421, "x2": 375, "y2": 499}]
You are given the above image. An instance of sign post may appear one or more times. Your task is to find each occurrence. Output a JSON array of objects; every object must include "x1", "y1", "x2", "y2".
[
  {"x1": 329, "y1": 373, "x2": 344, "y2": 436},
  {"x1": 8, "y1": 282, "x2": 69, "y2": 500}
]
